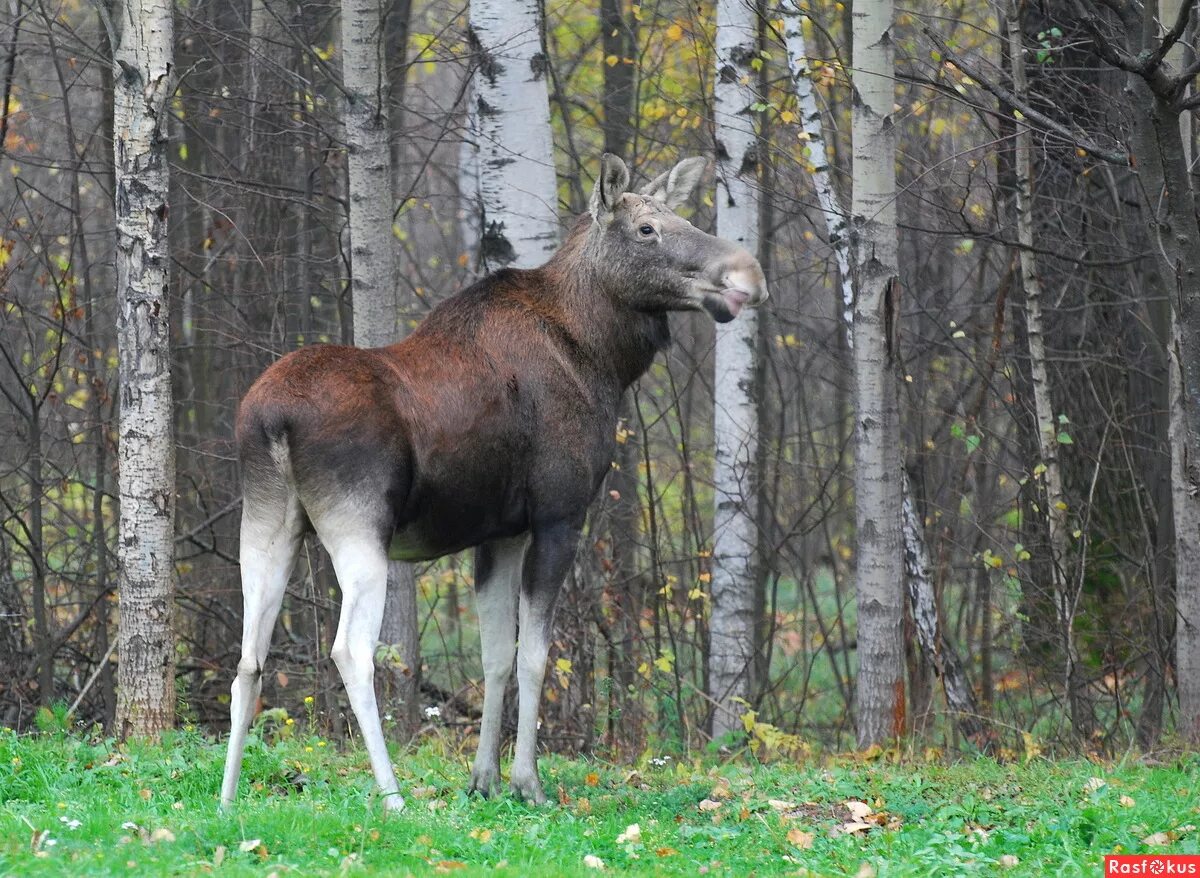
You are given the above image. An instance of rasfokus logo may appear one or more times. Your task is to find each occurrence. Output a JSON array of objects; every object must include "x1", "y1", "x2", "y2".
[{"x1": 1105, "y1": 856, "x2": 1200, "y2": 875}]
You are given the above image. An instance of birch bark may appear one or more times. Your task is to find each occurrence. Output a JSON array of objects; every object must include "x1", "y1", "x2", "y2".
[
  {"x1": 468, "y1": 0, "x2": 559, "y2": 269},
  {"x1": 708, "y1": 0, "x2": 761, "y2": 742},
  {"x1": 784, "y1": 9, "x2": 984, "y2": 746},
  {"x1": 1005, "y1": 2, "x2": 1091, "y2": 736},
  {"x1": 113, "y1": 0, "x2": 177, "y2": 739},
  {"x1": 339, "y1": 0, "x2": 420, "y2": 733},
  {"x1": 850, "y1": 0, "x2": 905, "y2": 748}
]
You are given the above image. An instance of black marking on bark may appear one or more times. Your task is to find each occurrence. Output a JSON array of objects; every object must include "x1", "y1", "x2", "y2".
[
  {"x1": 530, "y1": 52, "x2": 549, "y2": 80},
  {"x1": 718, "y1": 63, "x2": 737, "y2": 84},
  {"x1": 468, "y1": 27, "x2": 504, "y2": 85},
  {"x1": 883, "y1": 275, "x2": 900, "y2": 361},
  {"x1": 481, "y1": 219, "x2": 516, "y2": 267},
  {"x1": 476, "y1": 95, "x2": 498, "y2": 118},
  {"x1": 738, "y1": 143, "x2": 759, "y2": 177}
]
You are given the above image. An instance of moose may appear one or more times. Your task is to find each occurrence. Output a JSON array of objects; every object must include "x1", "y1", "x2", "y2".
[{"x1": 219, "y1": 153, "x2": 768, "y2": 812}]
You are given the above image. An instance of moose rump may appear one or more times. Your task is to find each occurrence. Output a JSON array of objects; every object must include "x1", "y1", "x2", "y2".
[{"x1": 220, "y1": 153, "x2": 767, "y2": 812}]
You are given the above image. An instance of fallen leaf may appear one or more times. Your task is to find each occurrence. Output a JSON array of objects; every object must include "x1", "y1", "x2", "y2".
[
  {"x1": 1142, "y1": 831, "x2": 1171, "y2": 846},
  {"x1": 213, "y1": 845, "x2": 226, "y2": 868},
  {"x1": 841, "y1": 821, "x2": 873, "y2": 835},
  {"x1": 655, "y1": 847, "x2": 678, "y2": 857},
  {"x1": 238, "y1": 839, "x2": 262, "y2": 853},
  {"x1": 999, "y1": 854, "x2": 1019, "y2": 868},
  {"x1": 138, "y1": 789, "x2": 152, "y2": 801},
  {"x1": 149, "y1": 828, "x2": 175, "y2": 843},
  {"x1": 585, "y1": 772, "x2": 600, "y2": 787},
  {"x1": 698, "y1": 799, "x2": 722, "y2": 812},
  {"x1": 855, "y1": 864, "x2": 876, "y2": 878},
  {"x1": 616, "y1": 823, "x2": 641, "y2": 845},
  {"x1": 845, "y1": 800, "x2": 872, "y2": 821},
  {"x1": 583, "y1": 853, "x2": 605, "y2": 870},
  {"x1": 434, "y1": 861, "x2": 466, "y2": 873},
  {"x1": 411, "y1": 785, "x2": 436, "y2": 798},
  {"x1": 786, "y1": 828, "x2": 814, "y2": 849},
  {"x1": 1084, "y1": 777, "x2": 1106, "y2": 793},
  {"x1": 1120, "y1": 795, "x2": 1135, "y2": 808},
  {"x1": 768, "y1": 799, "x2": 797, "y2": 811}
]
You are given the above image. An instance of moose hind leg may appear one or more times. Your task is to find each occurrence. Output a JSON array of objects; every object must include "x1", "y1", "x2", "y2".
[
  {"x1": 221, "y1": 489, "x2": 304, "y2": 809},
  {"x1": 468, "y1": 536, "x2": 526, "y2": 797},
  {"x1": 324, "y1": 529, "x2": 405, "y2": 812},
  {"x1": 510, "y1": 523, "x2": 578, "y2": 804}
]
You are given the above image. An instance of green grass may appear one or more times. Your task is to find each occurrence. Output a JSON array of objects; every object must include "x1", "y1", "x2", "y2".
[{"x1": 1, "y1": 727, "x2": 1197, "y2": 876}]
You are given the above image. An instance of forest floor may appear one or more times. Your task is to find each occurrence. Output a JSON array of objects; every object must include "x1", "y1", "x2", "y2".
[{"x1": 0, "y1": 726, "x2": 1197, "y2": 877}]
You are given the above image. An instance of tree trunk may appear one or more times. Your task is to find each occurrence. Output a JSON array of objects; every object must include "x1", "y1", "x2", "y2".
[
  {"x1": 785, "y1": 3, "x2": 983, "y2": 745},
  {"x1": 708, "y1": 0, "x2": 762, "y2": 742},
  {"x1": 113, "y1": 0, "x2": 177, "y2": 740},
  {"x1": 1006, "y1": 1, "x2": 1093, "y2": 738},
  {"x1": 339, "y1": 0, "x2": 420, "y2": 735},
  {"x1": 850, "y1": 0, "x2": 905, "y2": 748},
  {"x1": 467, "y1": 0, "x2": 559, "y2": 269}
]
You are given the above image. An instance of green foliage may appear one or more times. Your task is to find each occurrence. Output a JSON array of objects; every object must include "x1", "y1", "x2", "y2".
[{"x1": 1, "y1": 732, "x2": 1197, "y2": 876}]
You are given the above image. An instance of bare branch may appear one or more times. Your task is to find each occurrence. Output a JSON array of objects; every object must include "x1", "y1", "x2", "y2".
[{"x1": 922, "y1": 27, "x2": 1130, "y2": 165}]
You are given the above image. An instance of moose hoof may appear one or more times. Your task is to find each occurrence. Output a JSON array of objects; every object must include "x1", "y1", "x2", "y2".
[
  {"x1": 509, "y1": 768, "x2": 547, "y2": 805},
  {"x1": 468, "y1": 765, "x2": 504, "y2": 798}
]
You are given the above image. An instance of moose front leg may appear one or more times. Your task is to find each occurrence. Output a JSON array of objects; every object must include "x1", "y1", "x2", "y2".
[
  {"x1": 468, "y1": 536, "x2": 526, "y2": 797},
  {"x1": 510, "y1": 522, "x2": 578, "y2": 804}
]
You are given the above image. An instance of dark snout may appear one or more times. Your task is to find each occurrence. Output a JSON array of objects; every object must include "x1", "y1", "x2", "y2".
[{"x1": 702, "y1": 248, "x2": 769, "y2": 323}]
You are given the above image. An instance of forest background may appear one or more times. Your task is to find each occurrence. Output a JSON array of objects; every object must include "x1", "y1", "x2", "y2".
[{"x1": 2, "y1": 0, "x2": 1200, "y2": 766}]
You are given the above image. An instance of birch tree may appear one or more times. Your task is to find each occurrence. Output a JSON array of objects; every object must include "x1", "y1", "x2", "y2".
[
  {"x1": 1005, "y1": 1, "x2": 1092, "y2": 736},
  {"x1": 339, "y1": 0, "x2": 419, "y2": 732},
  {"x1": 112, "y1": 0, "x2": 177, "y2": 739},
  {"x1": 467, "y1": 0, "x2": 558, "y2": 269},
  {"x1": 849, "y1": 0, "x2": 905, "y2": 748},
  {"x1": 782, "y1": 2, "x2": 986, "y2": 747},
  {"x1": 708, "y1": 0, "x2": 762, "y2": 742}
]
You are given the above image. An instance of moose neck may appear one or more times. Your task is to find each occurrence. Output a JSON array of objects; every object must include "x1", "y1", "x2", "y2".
[{"x1": 537, "y1": 217, "x2": 671, "y2": 392}]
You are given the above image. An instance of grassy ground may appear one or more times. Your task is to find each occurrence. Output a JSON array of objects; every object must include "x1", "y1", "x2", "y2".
[{"x1": 1, "y1": 727, "x2": 1197, "y2": 877}]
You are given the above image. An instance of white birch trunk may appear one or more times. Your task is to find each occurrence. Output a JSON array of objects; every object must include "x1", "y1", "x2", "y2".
[
  {"x1": 1170, "y1": 321, "x2": 1200, "y2": 741},
  {"x1": 342, "y1": 0, "x2": 398, "y2": 345},
  {"x1": 850, "y1": 0, "x2": 905, "y2": 748},
  {"x1": 340, "y1": 0, "x2": 419, "y2": 731},
  {"x1": 1006, "y1": 3, "x2": 1092, "y2": 735},
  {"x1": 113, "y1": 0, "x2": 177, "y2": 740},
  {"x1": 1158, "y1": 0, "x2": 1200, "y2": 745},
  {"x1": 785, "y1": 3, "x2": 985, "y2": 745},
  {"x1": 468, "y1": 0, "x2": 558, "y2": 269},
  {"x1": 708, "y1": 0, "x2": 761, "y2": 742}
]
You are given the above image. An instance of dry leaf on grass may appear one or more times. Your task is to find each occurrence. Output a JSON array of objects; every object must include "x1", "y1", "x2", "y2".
[
  {"x1": 616, "y1": 823, "x2": 641, "y2": 845},
  {"x1": 786, "y1": 828, "x2": 815, "y2": 849}
]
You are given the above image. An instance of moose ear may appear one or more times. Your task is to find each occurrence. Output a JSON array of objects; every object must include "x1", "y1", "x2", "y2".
[
  {"x1": 639, "y1": 156, "x2": 708, "y2": 209},
  {"x1": 590, "y1": 153, "x2": 630, "y2": 219}
]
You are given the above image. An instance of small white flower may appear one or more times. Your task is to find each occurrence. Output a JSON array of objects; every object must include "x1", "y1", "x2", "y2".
[
  {"x1": 424, "y1": 706, "x2": 441, "y2": 719},
  {"x1": 384, "y1": 714, "x2": 393, "y2": 722},
  {"x1": 45, "y1": 838, "x2": 57, "y2": 847},
  {"x1": 58, "y1": 817, "x2": 81, "y2": 830},
  {"x1": 649, "y1": 756, "x2": 672, "y2": 767}
]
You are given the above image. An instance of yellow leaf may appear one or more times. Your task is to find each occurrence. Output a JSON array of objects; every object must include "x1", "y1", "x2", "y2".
[
  {"x1": 666, "y1": 23, "x2": 684, "y2": 40},
  {"x1": 780, "y1": 110, "x2": 796, "y2": 124},
  {"x1": 556, "y1": 657, "x2": 572, "y2": 674},
  {"x1": 930, "y1": 118, "x2": 947, "y2": 136},
  {"x1": 605, "y1": 54, "x2": 619, "y2": 67},
  {"x1": 786, "y1": 828, "x2": 814, "y2": 849}
]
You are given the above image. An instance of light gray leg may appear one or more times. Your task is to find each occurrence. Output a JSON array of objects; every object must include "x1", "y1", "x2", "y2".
[
  {"x1": 221, "y1": 495, "x2": 303, "y2": 810},
  {"x1": 509, "y1": 524, "x2": 577, "y2": 804},
  {"x1": 468, "y1": 536, "x2": 526, "y2": 796},
  {"x1": 325, "y1": 531, "x2": 405, "y2": 813}
]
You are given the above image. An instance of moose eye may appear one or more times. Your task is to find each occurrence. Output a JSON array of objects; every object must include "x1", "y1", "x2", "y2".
[{"x1": 637, "y1": 223, "x2": 656, "y2": 238}]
